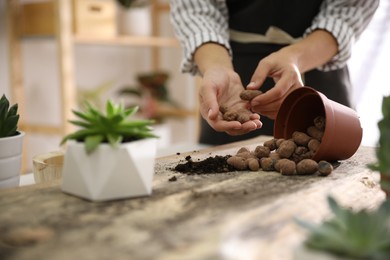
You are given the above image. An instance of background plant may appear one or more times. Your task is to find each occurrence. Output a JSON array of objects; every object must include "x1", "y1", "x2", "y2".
[
  {"x1": 61, "y1": 100, "x2": 157, "y2": 154},
  {"x1": 369, "y1": 95, "x2": 390, "y2": 195},
  {"x1": 298, "y1": 197, "x2": 390, "y2": 259},
  {"x1": 118, "y1": 71, "x2": 181, "y2": 123},
  {"x1": 0, "y1": 94, "x2": 19, "y2": 138}
]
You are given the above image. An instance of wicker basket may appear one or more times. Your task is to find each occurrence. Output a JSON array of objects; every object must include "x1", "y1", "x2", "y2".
[{"x1": 33, "y1": 151, "x2": 64, "y2": 184}]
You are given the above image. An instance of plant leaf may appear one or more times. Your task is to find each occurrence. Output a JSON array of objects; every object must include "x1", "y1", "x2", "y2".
[
  {"x1": 7, "y1": 104, "x2": 18, "y2": 118},
  {"x1": 61, "y1": 100, "x2": 157, "y2": 153},
  {"x1": 67, "y1": 120, "x2": 92, "y2": 128},
  {"x1": 107, "y1": 133, "x2": 122, "y2": 147},
  {"x1": 106, "y1": 99, "x2": 115, "y2": 117},
  {"x1": 85, "y1": 135, "x2": 104, "y2": 154}
]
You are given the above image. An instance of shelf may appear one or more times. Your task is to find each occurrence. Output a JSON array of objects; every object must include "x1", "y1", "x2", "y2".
[
  {"x1": 8, "y1": 0, "x2": 193, "y2": 173},
  {"x1": 19, "y1": 124, "x2": 65, "y2": 136},
  {"x1": 73, "y1": 35, "x2": 180, "y2": 48}
]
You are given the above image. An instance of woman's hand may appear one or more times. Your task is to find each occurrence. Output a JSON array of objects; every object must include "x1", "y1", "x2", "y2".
[
  {"x1": 199, "y1": 66, "x2": 262, "y2": 136},
  {"x1": 246, "y1": 30, "x2": 339, "y2": 119},
  {"x1": 194, "y1": 43, "x2": 262, "y2": 136},
  {"x1": 246, "y1": 48, "x2": 304, "y2": 119}
]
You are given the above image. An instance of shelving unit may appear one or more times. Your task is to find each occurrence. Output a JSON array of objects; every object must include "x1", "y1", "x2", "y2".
[{"x1": 6, "y1": 0, "x2": 194, "y2": 172}]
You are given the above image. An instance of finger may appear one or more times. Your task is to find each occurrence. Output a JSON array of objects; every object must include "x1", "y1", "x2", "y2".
[
  {"x1": 250, "y1": 70, "x2": 301, "y2": 107},
  {"x1": 251, "y1": 81, "x2": 303, "y2": 119},
  {"x1": 226, "y1": 121, "x2": 261, "y2": 136},
  {"x1": 227, "y1": 119, "x2": 262, "y2": 134},
  {"x1": 250, "y1": 85, "x2": 284, "y2": 107},
  {"x1": 199, "y1": 88, "x2": 220, "y2": 121},
  {"x1": 249, "y1": 113, "x2": 261, "y2": 120}
]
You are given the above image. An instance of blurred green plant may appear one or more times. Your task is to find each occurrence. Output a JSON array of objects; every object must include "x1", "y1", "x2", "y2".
[
  {"x1": 77, "y1": 81, "x2": 114, "y2": 110},
  {"x1": 0, "y1": 94, "x2": 19, "y2": 138},
  {"x1": 118, "y1": 71, "x2": 180, "y2": 122},
  {"x1": 369, "y1": 95, "x2": 390, "y2": 195},
  {"x1": 61, "y1": 100, "x2": 157, "y2": 154},
  {"x1": 297, "y1": 197, "x2": 390, "y2": 259}
]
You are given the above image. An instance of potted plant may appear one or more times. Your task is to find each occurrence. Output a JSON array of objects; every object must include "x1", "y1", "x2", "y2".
[
  {"x1": 118, "y1": 71, "x2": 182, "y2": 123},
  {"x1": 0, "y1": 94, "x2": 24, "y2": 189},
  {"x1": 296, "y1": 197, "x2": 390, "y2": 259},
  {"x1": 60, "y1": 99, "x2": 158, "y2": 202},
  {"x1": 369, "y1": 95, "x2": 390, "y2": 196},
  {"x1": 116, "y1": 0, "x2": 152, "y2": 36}
]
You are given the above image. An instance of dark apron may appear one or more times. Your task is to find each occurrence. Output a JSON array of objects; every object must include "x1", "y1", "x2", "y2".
[{"x1": 200, "y1": 0, "x2": 352, "y2": 145}]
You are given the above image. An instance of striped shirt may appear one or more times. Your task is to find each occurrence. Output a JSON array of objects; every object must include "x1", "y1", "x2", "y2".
[{"x1": 170, "y1": 0, "x2": 379, "y2": 75}]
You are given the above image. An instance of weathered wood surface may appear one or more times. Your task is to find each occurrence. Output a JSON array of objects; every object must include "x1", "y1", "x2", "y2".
[{"x1": 0, "y1": 136, "x2": 386, "y2": 260}]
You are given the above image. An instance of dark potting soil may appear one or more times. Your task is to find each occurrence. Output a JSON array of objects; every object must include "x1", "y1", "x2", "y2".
[{"x1": 174, "y1": 155, "x2": 235, "y2": 175}]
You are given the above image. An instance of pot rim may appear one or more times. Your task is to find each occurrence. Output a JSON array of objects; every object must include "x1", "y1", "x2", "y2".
[{"x1": 0, "y1": 131, "x2": 25, "y2": 140}]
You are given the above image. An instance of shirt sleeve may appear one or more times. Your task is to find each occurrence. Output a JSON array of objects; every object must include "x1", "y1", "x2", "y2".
[
  {"x1": 169, "y1": 0, "x2": 231, "y2": 75},
  {"x1": 304, "y1": 0, "x2": 380, "y2": 71}
]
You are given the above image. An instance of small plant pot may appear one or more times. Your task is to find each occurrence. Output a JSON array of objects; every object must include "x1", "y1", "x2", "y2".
[
  {"x1": 0, "y1": 131, "x2": 25, "y2": 189},
  {"x1": 274, "y1": 87, "x2": 362, "y2": 162},
  {"x1": 61, "y1": 138, "x2": 157, "y2": 202},
  {"x1": 118, "y1": 6, "x2": 152, "y2": 36}
]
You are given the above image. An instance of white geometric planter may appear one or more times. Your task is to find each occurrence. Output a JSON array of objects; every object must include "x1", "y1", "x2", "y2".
[
  {"x1": 0, "y1": 131, "x2": 24, "y2": 190},
  {"x1": 61, "y1": 138, "x2": 157, "y2": 202}
]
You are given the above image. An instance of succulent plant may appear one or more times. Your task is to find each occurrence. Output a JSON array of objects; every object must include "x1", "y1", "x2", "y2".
[
  {"x1": 298, "y1": 196, "x2": 390, "y2": 259},
  {"x1": 0, "y1": 94, "x2": 20, "y2": 138},
  {"x1": 60, "y1": 100, "x2": 157, "y2": 154},
  {"x1": 369, "y1": 95, "x2": 390, "y2": 195}
]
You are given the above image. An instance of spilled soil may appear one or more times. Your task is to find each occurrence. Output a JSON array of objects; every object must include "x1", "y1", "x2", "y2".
[{"x1": 174, "y1": 155, "x2": 235, "y2": 175}]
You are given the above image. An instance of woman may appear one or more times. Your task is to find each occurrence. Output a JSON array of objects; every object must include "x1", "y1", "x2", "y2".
[{"x1": 170, "y1": 0, "x2": 379, "y2": 145}]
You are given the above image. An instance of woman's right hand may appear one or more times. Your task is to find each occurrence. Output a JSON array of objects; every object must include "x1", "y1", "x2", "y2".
[{"x1": 199, "y1": 66, "x2": 262, "y2": 136}]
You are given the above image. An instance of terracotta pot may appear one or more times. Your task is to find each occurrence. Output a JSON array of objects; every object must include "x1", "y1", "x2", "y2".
[{"x1": 274, "y1": 87, "x2": 362, "y2": 162}]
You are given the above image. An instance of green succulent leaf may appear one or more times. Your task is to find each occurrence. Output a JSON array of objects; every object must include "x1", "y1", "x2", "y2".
[
  {"x1": 61, "y1": 100, "x2": 158, "y2": 154},
  {"x1": 107, "y1": 133, "x2": 122, "y2": 147},
  {"x1": 72, "y1": 110, "x2": 95, "y2": 123},
  {"x1": 0, "y1": 94, "x2": 19, "y2": 137},
  {"x1": 106, "y1": 99, "x2": 115, "y2": 117},
  {"x1": 368, "y1": 95, "x2": 390, "y2": 194},
  {"x1": 85, "y1": 135, "x2": 104, "y2": 154},
  {"x1": 67, "y1": 120, "x2": 92, "y2": 128},
  {"x1": 126, "y1": 105, "x2": 139, "y2": 117}
]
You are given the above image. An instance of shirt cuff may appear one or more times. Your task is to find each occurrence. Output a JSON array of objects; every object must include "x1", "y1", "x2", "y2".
[
  {"x1": 181, "y1": 32, "x2": 232, "y2": 75},
  {"x1": 304, "y1": 18, "x2": 355, "y2": 71}
]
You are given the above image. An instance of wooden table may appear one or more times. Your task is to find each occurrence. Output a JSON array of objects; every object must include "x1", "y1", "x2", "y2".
[{"x1": 0, "y1": 136, "x2": 385, "y2": 260}]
